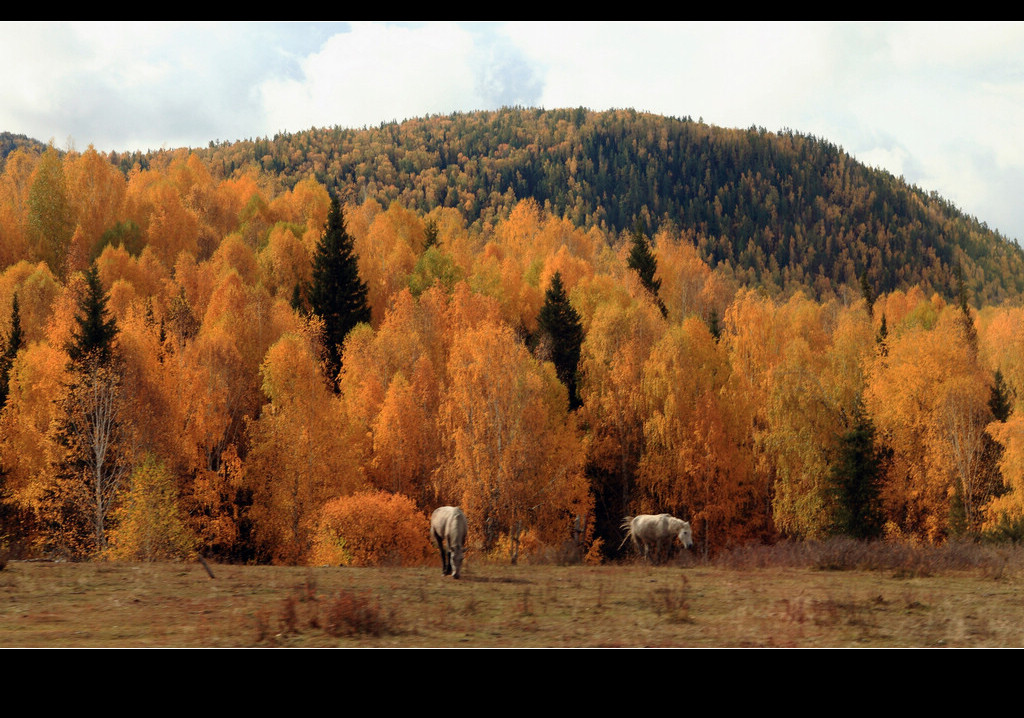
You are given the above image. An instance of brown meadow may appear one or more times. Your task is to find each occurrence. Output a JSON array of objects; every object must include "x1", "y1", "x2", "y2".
[{"x1": 3, "y1": 541, "x2": 1024, "y2": 647}]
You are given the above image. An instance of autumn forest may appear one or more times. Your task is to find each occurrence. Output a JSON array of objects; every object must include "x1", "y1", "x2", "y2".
[{"x1": 2, "y1": 108, "x2": 1024, "y2": 566}]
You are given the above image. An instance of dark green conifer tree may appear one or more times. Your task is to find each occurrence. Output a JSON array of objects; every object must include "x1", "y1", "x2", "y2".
[
  {"x1": 290, "y1": 282, "x2": 305, "y2": 314},
  {"x1": 0, "y1": 293, "x2": 23, "y2": 409},
  {"x1": 423, "y1": 218, "x2": 439, "y2": 249},
  {"x1": 67, "y1": 264, "x2": 118, "y2": 369},
  {"x1": 627, "y1": 224, "x2": 666, "y2": 317},
  {"x1": 0, "y1": 294, "x2": 24, "y2": 554},
  {"x1": 859, "y1": 271, "x2": 875, "y2": 318},
  {"x1": 536, "y1": 272, "x2": 584, "y2": 411},
  {"x1": 829, "y1": 401, "x2": 885, "y2": 540},
  {"x1": 707, "y1": 308, "x2": 721, "y2": 342},
  {"x1": 955, "y1": 263, "x2": 978, "y2": 353},
  {"x1": 308, "y1": 195, "x2": 371, "y2": 391},
  {"x1": 989, "y1": 369, "x2": 1013, "y2": 423},
  {"x1": 47, "y1": 262, "x2": 128, "y2": 557},
  {"x1": 977, "y1": 369, "x2": 1014, "y2": 518}
]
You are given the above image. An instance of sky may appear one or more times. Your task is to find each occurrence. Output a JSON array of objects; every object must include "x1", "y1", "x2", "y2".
[{"x1": 2, "y1": 21, "x2": 1023, "y2": 242}]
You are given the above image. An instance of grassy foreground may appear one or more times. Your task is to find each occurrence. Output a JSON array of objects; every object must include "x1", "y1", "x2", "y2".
[{"x1": 3, "y1": 542, "x2": 1024, "y2": 647}]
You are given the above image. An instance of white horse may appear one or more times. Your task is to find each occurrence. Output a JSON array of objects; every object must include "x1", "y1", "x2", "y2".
[
  {"x1": 430, "y1": 506, "x2": 467, "y2": 579},
  {"x1": 621, "y1": 513, "x2": 693, "y2": 563}
]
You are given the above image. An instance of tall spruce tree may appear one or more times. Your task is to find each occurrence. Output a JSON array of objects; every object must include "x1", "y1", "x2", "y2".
[
  {"x1": 536, "y1": 272, "x2": 584, "y2": 411},
  {"x1": 0, "y1": 293, "x2": 23, "y2": 409},
  {"x1": 50, "y1": 263, "x2": 128, "y2": 557},
  {"x1": 859, "y1": 271, "x2": 875, "y2": 318},
  {"x1": 0, "y1": 294, "x2": 23, "y2": 553},
  {"x1": 978, "y1": 369, "x2": 1013, "y2": 514},
  {"x1": 828, "y1": 401, "x2": 885, "y2": 540},
  {"x1": 627, "y1": 224, "x2": 666, "y2": 317},
  {"x1": 308, "y1": 195, "x2": 371, "y2": 391},
  {"x1": 423, "y1": 218, "x2": 439, "y2": 249},
  {"x1": 67, "y1": 264, "x2": 118, "y2": 369}
]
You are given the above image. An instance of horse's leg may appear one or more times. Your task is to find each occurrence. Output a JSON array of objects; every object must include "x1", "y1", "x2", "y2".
[{"x1": 434, "y1": 532, "x2": 451, "y2": 575}]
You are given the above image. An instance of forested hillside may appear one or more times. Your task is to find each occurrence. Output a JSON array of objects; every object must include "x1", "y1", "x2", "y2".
[
  {"x1": 118, "y1": 107, "x2": 1024, "y2": 306},
  {"x1": 1, "y1": 111, "x2": 1023, "y2": 566}
]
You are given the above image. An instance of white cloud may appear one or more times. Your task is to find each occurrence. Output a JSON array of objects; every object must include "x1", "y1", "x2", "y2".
[
  {"x1": 260, "y1": 22, "x2": 481, "y2": 132},
  {"x1": 2, "y1": 21, "x2": 1024, "y2": 241}
]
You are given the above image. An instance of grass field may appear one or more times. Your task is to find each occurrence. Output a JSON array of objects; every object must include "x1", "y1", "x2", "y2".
[{"x1": 3, "y1": 541, "x2": 1024, "y2": 647}]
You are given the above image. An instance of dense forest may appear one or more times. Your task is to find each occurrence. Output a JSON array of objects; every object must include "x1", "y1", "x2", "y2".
[
  {"x1": 175, "y1": 108, "x2": 1024, "y2": 305},
  {"x1": 1, "y1": 109, "x2": 1023, "y2": 565}
]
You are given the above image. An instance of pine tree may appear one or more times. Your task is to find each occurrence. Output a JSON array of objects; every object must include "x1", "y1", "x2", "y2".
[
  {"x1": 290, "y1": 282, "x2": 305, "y2": 314},
  {"x1": 308, "y1": 195, "x2": 371, "y2": 390},
  {"x1": 0, "y1": 293, "x2": 22, "y2": 544},
  {"x1": 955, "y1": 263, "x2": 978, "y2": 353},
  {"x1": 979, "y1": 369, "x2": 1013, "y2": 513},
  {"x1": 423, "y1": 218, "x2": 439, "y2": 249},
  {"x1": 990, "y1": 369, "x2": 1013, "y2": 422},
  {"x1": 49, "y1": 263, "x2": 128, "y2": 557},
  {"x1": 859, "y1": 271, "x2": 875, "y2": 318},
  {"x1": 627, "y1": 224, "x2": 666, "y2": 317},
  {"x1": 0, "y1": 293, "x2": 23, "y2": 409},
  {"x1": 707, "y1": 308, "x2": 722, "y2": 342},
  {"x1": 828, "y1": 402, "x2": 885, "y2": 540},
  {"x1": 876, "y1": 312, "x2": 888, "y2": 354},
  {"x1": 67, "y1": 264, "x2": 118, "y2": 369},
  {"x1": 537, "y1": 272, "x2": 585, "y2": 410}
]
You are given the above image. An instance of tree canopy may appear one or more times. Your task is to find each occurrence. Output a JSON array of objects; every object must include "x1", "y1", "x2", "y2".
[{"x1": 308, "y1": 195, "x2": 371, "y2": 390}]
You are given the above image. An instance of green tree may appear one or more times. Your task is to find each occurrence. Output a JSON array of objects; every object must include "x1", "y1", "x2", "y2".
[
  {"x1": 955, "y1": 263, "x2": 978, "y2": 352},
  {"x1": 0, "y1": 294, "x2": 24, "y2": 548},
  {"x1": 49, "y1": 264, "x2": 129, "y2": 557},
  {"x1": 0, "y1": 293, "x2": 22, "y2": 409},
  {"x1": 627, "y1": 224, "x2": 666, "y2": 317},
  {"x1": 308, "y1": 195, "x2": 371, "y2": 390},
  {"x1": 28, "y1": 146, "x2": 75, "y2": 278},
  {"x1": 67, "y1": 264, "x2": 118, "y2": 369},
  {"x1": 536, "y1": 272, "x2": 584, "y2": 411},
  {"x1": 876, "y1": 312, "x2": 888, "y2": 352},
  {"x1": 859, "y1": 271, "x2": 875, "y2": 318},
  {"x1": 989, "y1": 368, "x2": 1013, "y2": 423},
  {"x1": 978, "y1": 369, "x2": 1013, "y2": 519},
  {"x1": 828, "y1": 402, "x2": 885, "y2": 539},
  {"x1": 423, "y1": 218, "x2": 439, "y2": 249},
  {"x1": 105, "y1": 454, "x2": 196, "y2": 562}
]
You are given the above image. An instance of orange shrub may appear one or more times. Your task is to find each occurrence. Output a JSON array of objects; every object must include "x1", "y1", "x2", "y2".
[{"x1": 311, "y1": 491, "x2": 434, "y2": 567}]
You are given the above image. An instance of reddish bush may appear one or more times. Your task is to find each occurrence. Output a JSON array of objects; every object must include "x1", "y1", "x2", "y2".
[{"x1": 312, "y1": 491, "x2": 434, "y2": 567}]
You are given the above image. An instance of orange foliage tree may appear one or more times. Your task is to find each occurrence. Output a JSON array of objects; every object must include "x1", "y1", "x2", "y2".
[
  {"x1": 247, "y1": 329, "x2": 363, "y2": 564},
  {"x1": 867, "y1": 305, "x2": 992, "y2": 540},
  {"x1": 311, "y1": 490, "x2": 434, "y2": 567},
  {"x1": 437, "y1": 318, "x2": 590, "y2": 561},
  {"x1": 638, "y1": 317, "x2": 766, "y2": 553}
]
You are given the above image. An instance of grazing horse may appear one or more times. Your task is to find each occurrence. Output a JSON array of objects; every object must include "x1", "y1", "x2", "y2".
[
  {"x1": 430, "y1": 506, "x2": 467, "y2": 579},
  {"x1": 621, "y1": 513, "x2": 693, "y2": 563}
]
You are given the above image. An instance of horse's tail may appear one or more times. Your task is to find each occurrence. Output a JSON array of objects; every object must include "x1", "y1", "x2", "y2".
[{"x1": 618, "y1": 516, "x2": 634, "y2": 551}]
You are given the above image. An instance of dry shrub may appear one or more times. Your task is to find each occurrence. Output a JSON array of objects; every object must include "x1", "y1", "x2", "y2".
[
  {"x1": 715, "y1": 537, "x2": 1024, "y2": 577},
  {"x1": 584, "y1": 537, "x2": 604, "y2": 565},
  {"x1": 279, "y1": 593, "x2": 299, "y2": 635},
  {"x1": 535, "y1": 534, "x2": 605, "y2": 566},
  {"x1": 650, "y1": 575, "x2": 691, "y2": 623},
  {"x1": 323, "y1": 589, "x2": 395, "y2": 637},
  {"x1": 311, "y1": 491, "x2": 434, "y2": 567},
  {"x1": 253, "y1": 608, "x2": 273, "y2": 644}
]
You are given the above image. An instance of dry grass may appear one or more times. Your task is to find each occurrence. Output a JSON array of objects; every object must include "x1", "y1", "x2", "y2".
[{"x1": 3, "y1": 541, "x2": 1024, "y2": 647}]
